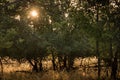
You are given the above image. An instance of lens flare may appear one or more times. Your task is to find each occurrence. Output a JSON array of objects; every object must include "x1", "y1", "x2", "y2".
[{"x1": 30, "y1": 10, "x2": 38, "y2": 17}]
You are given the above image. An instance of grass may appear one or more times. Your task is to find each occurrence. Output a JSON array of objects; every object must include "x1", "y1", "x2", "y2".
[
  {"x1": 2, "y1": 70, "x2": 97, "y2": 80},
  {"x1": 2, "y1": 68, "x2": 115, "y2": 80},
  {"x1": 1, "y1": 57, "x2": 120, "y2": 80}
]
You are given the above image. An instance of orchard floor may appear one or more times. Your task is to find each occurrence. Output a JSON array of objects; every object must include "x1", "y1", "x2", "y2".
[
  {"x1": 2, "y1": 68, "x2": 120, "y2": 80},
  {"x1": 1, "y1": 58, "x2": 120, "y2": 80}
]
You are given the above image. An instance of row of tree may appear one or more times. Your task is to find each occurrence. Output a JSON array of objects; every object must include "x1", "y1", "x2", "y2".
[{"x1": 0, "y1": 0, "x2": 120, "y2": 80}]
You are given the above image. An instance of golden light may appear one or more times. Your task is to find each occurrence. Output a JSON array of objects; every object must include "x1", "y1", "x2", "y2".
[{"x1": 30, "y1": 10, "x2": 39, "y2": 18}]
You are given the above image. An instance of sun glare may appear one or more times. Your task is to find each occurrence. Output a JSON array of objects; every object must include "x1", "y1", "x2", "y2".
[{"x1": 30, "y1": 10, "x2": 38, "y2": 17}]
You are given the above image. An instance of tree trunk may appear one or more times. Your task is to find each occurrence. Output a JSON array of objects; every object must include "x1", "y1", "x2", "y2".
[
  {"x1": 96, "y1": 4, "x2": 101, "y2": 80},
  {"x1": 52, "y1": 53, "x2": 56, "y2": 70},
  {"x1": 111, "y1": 50, "x2": 118, "y2": 80},
  {"x1": 39, "y1": 59, "x2": 43, "y2": 71},
  {"x1": 96, "y1": 40, "x2": 101, "y2": 80},
  {"x1": 0, "y1": 57, "x2": 3, "y2": 80},
  {"x1": 67, "y1": 56, "x2": 74, "y2": 71},
  {"x1": 58, "y1": 55, "x2": 63, "y2": 70},
  {"x1": 28, "y1": 60, "x2": 39, "y2": 72},
  {"x1": 32, "y1": 61, "x2": 39, "y2": 72},
  {"x1": 63, "y1": 55, "x2": 67, "y2": 70}
]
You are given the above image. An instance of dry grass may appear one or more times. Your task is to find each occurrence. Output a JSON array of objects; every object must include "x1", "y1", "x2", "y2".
[
  {"x1": 1, "y1": 57, "x2": 120, "y2": 80},
  {"x1": 3, "y1": 68, "x2": 113, "y2": 80},
  {"x1": 2, "y1": 67, "x2": 118, "y2": 80},
  {"x1": 3, "y1": 70, "x2": 97, "y2": 80}
]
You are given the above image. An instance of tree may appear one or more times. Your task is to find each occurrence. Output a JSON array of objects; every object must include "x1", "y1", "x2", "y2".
[{"x1": 0, "y1": 14, "x2": 17, "y2": 79}]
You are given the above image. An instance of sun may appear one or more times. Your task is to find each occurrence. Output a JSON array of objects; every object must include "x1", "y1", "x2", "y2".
[{"x1": 30, "y1": 10, "x2": 38, "y2": 17}]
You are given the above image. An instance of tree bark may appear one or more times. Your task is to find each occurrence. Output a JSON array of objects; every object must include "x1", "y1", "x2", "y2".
[
  {"x1": 96, "y1": 4, "x2": 101, "y2": 80},
  {"x1": 52, "y1": 53, "x2": 56, "y2": 70},
  {"x1": 67, "y1": 55, "x2": 74, "y2": 71},
  {"x1": 111, "y1": 49, "x2": 118, "y2": 80},
  {"x1": 58, "y1": 55, "x2": 63, "y2": 70},
  {"x1": 28, "y1": 60, "x2": 39, "y2": 72},
  {"x1": 63, "y1": 55, "x2": 67, "y2": 70},
  {"x1": 96, "y1": 40, "x2": 101, "y2": 79},
  {"x1": 0, "y1": 57, "x2": 3, "y2": 80},
  {"x1": 39, "y1": 59, "x2": 43, "y2": 71},
  {"x1": 33, "y1": 61, "x2": 39, "y2": 72}
]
